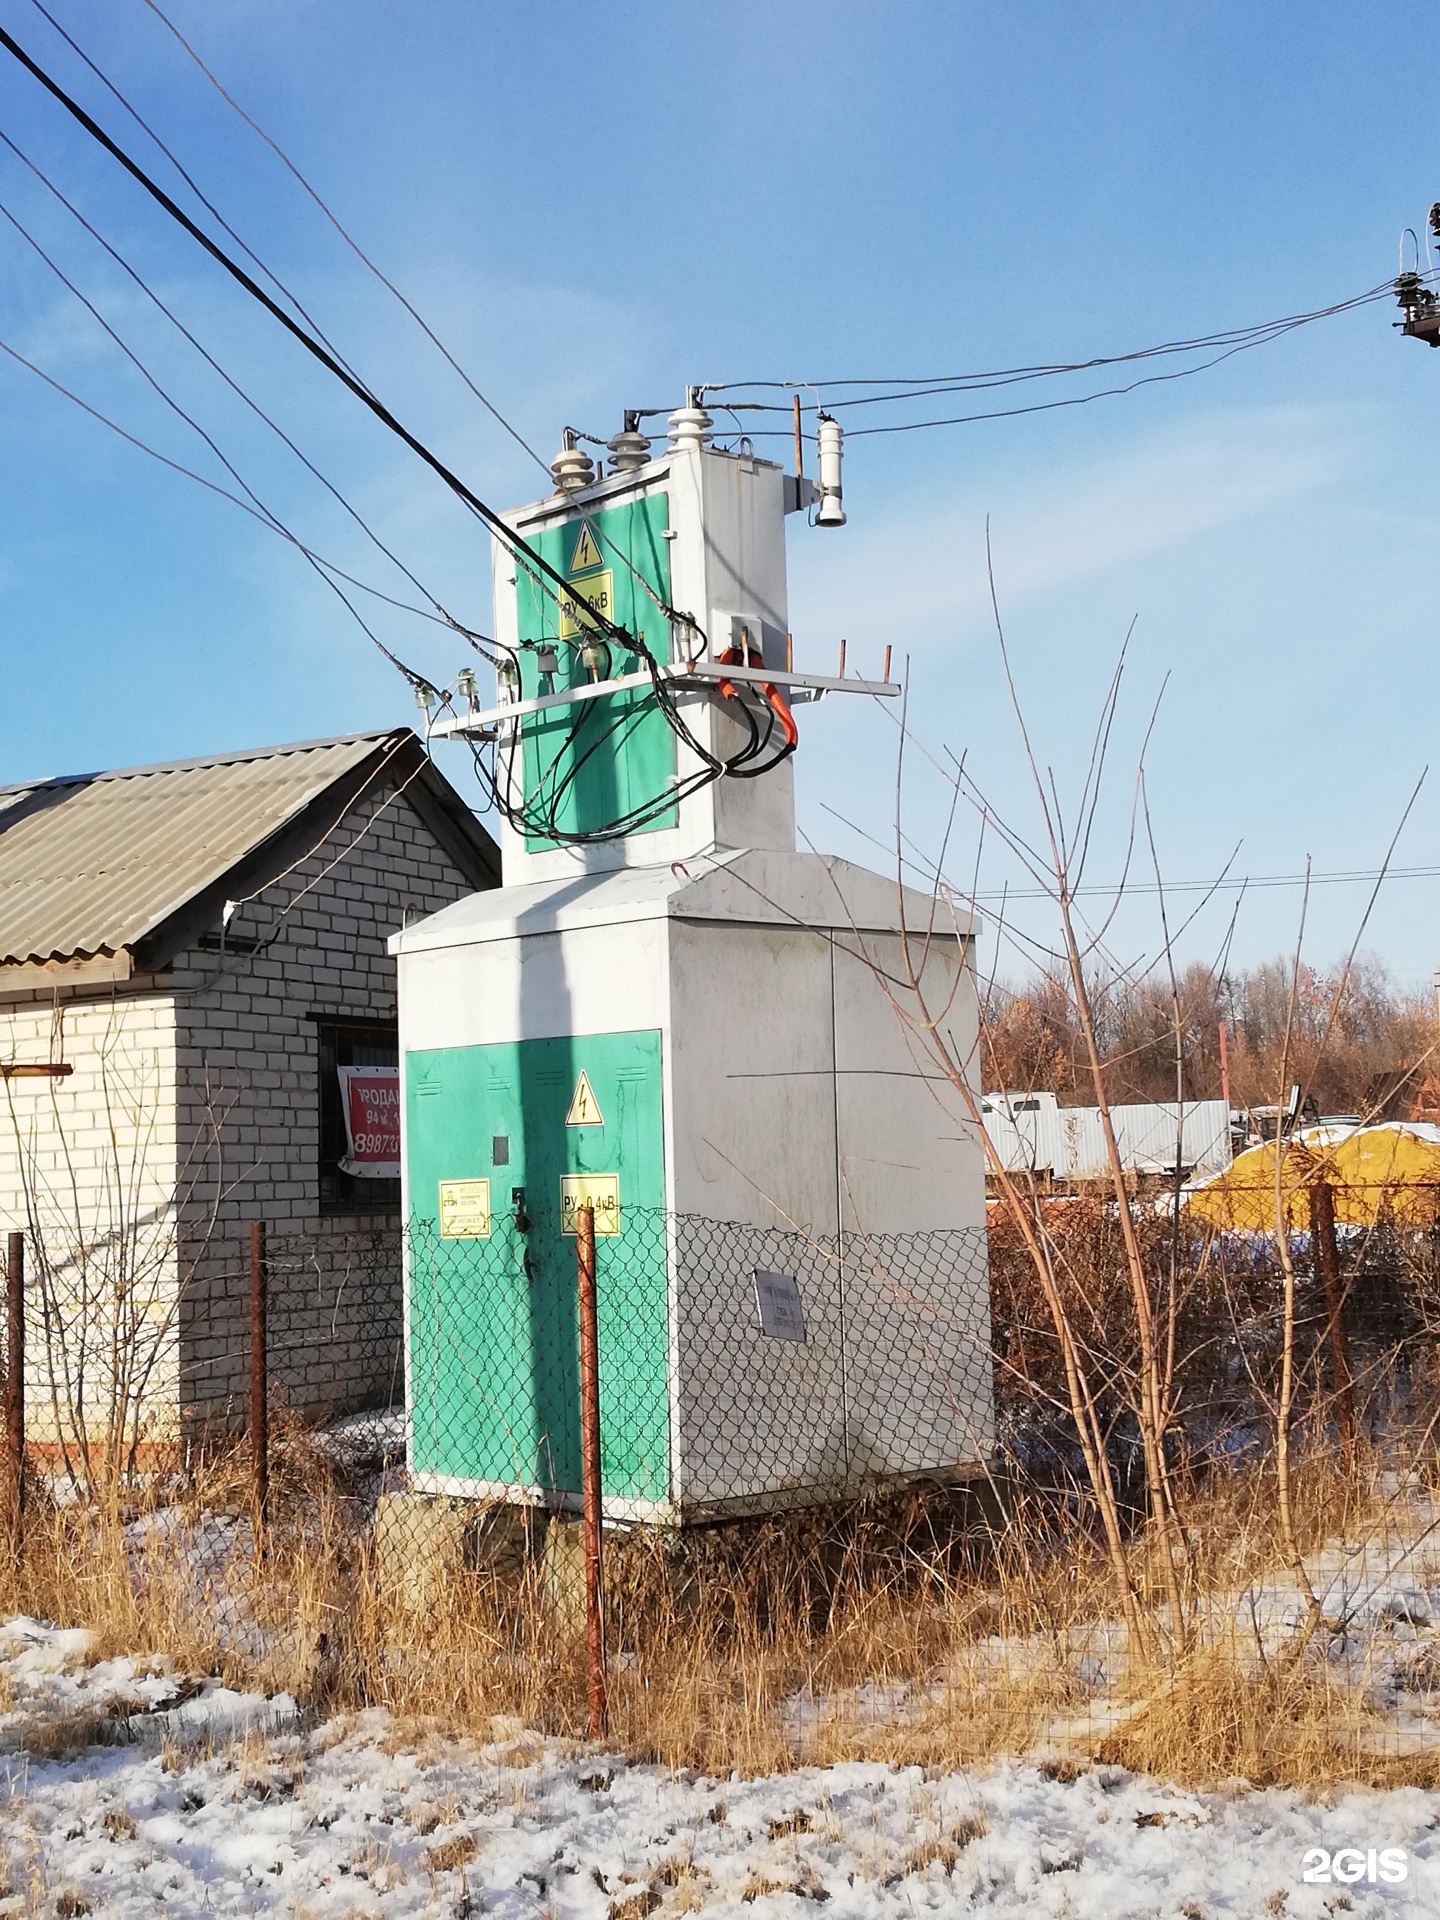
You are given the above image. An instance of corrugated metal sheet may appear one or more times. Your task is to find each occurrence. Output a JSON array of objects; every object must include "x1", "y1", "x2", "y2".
[
  {"x1": 0, "y1": 732, "x2": 393, "y2": 968},
  {"x1": 982, "y1": 1096, "x2": 1233, "y2": 1180}
]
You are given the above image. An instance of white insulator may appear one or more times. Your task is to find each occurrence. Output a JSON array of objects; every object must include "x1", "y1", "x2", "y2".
[
  {"x1": 815, "y1": 414, "x2": 846, "y2": 528},
  {"x1": 667, "y1": 404, "x2": 713, "y2": 450},
  {"x1": 551, "y1": 443, "x2": 595, "y2": 493},
  {"x1": 606, "y1": 428, "x2": 651, "y2": 471}
]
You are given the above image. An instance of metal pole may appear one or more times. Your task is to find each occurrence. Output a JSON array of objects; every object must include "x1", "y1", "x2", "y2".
[
  {"x1": 576, "y1": 1202, "x2": 607, "y2": 1739},
  {"x1": 1309, "y1": 1181, "x2": 1356, "y2": 1459},
  {"x1": 5, "y1": 1231, "x2": 23, "y2": 1557},
  {"x1": 249, "y1": 1220, "x2": 268, "y2": 1538}
]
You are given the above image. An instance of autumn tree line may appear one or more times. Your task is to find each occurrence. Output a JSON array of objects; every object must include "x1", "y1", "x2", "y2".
[{"x1": 982, "y1": 956, "x2": 1438, "y2": 1117}]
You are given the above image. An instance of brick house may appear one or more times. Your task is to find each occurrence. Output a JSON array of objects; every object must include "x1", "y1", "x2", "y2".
[{"x1": 0, "y1": 729, "x2": 497, "y2": 1467}]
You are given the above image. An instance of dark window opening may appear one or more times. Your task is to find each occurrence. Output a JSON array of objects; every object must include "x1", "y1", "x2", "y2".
[{"x1": 318, "y1": 1017, "x2": 400, "y2": 1213}]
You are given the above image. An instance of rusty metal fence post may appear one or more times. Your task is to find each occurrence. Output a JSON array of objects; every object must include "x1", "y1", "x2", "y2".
[
  {"x1": 576, "y1": 1202, "x2": 607, "y2": 1738},
  {"x1": 250, "y1": 1220, "x2": 269, "y2": 1538},
  {"x1": 5, "y1": 1230, "x2": 23, "y2": 1560},
  {"x1": 1309, "y1": 1180, "x2": 1356, "y2": 1458}
]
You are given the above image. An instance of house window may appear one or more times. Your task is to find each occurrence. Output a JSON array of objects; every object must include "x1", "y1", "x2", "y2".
[{"x1": 317, "y1": 1017, "x2": 401, "y2": 1213}]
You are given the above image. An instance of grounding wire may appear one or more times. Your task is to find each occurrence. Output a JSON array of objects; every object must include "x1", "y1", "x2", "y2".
[
  {"x1": 0, "y1": 124, "x2": 500, "y2": 660},
  {"x1": 137, "y1": 0, "x2": 554, "y2": 483}
]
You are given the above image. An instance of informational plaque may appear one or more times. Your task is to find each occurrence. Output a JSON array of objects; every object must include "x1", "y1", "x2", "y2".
[
  {"x1": 753, "y1": 1268, "x2": 806, "y2": 1342},
  {"x1": 560, "y1": 1173, "x2": 620, "y2": 1235},
  {"x1": 438, "y1": 1178, "x2": 492, "y2": 1239}
]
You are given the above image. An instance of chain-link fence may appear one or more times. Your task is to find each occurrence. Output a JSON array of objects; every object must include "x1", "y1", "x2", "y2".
[
  {"x1": 401, "y1": 1207, "x2": 994, "y2": 1522},
  {"x1": 11, "y1": 1194, "x2": 1440, "y2": 1777}
]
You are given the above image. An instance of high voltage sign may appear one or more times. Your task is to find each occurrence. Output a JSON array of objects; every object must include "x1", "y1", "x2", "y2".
[
  {"x1": 566, "y1": 1070, "x2": 603, "y2": 1126},
  {"x1": 559, "y1": 519, "x2": 613, "y2": 640},
  {"x1": 570, "y1": 521, "x2": 603, "y2": 572}
]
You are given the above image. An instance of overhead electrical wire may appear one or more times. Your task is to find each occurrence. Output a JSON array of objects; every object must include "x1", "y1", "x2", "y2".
[
  {"x1": 0, "y1": 122, "x2": 497, "y2": 660},
  {"x1": 24, "y1": 0, "x2": 363, "y2": 381},
  {"x1": 703, "y1": 283, "x2": 1399, "y2": 406},
  {"x1": 0, "y1": 194, "x2": 436, "y2": 688},
  {"x1": 0, "y1": 332, "x2": 474, "y2": 631},
  {"x1": 0, "y1": 21, "x2": 796, "y2": 842},
  {"x1": 697, "y1": 280, "x2": 1401, "y2": 440},
  {"x1": 135, "y1": 0, "x2": 554, "y2": 483}
]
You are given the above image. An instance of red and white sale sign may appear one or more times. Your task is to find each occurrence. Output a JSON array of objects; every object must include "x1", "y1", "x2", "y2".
[{"x1": 337, "y1": 1065, "x2": 401, "y2": 1177}]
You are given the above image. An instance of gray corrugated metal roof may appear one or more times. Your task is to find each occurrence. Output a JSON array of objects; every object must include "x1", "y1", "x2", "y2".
[{"x1": 0, "y1": 730, "x2": 398, "y2": 968}]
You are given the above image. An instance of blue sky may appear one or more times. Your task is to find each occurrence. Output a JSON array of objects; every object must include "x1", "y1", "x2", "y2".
[{"x1": 1, "y1": 2, "x2": 1438, "y2": 987}]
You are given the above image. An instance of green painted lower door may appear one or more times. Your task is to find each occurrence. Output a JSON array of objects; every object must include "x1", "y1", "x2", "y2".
[{"x1": 405, "y1": 1029, "x2": 669, "y2": 1510}]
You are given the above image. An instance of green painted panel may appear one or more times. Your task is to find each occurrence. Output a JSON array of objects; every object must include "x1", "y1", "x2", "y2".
[
  {"x1": 515, "y1": 494, "x2": 676, "y2": 847},
  {"x1": 405, "y1": 1030, "x2": 669, "y2": 1506}
]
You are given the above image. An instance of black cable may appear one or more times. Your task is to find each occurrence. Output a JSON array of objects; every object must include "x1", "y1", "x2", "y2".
[
  {"x1": 0, "y1": 122, "x2": 498, "y2": 660},
  {"x1": 709, "y1": 309, "x2": 1393, "y2": 442},
  {"x1": 0, "y1": 21, "x2": 792, "y2": 839},
  {"x1": 0, "y1": 190, "x2": 431, "y2": 687},
  {"x1": 0, "y1": 330, "x2": 482, "y2": 633},
  {"x1": 24, "y1": 0, "x2": 363, "y2": 382},
  {"x1": 0, "y1": 22, "x2": 605, "y2": 643},
  {"x1": 137, "y1": 0, "x2": 554, "y2": 482},
  {"x1": 846, "y1": 324, "x2": 1357, "y2": 436},
  {"x1": 701, "y1": 281, "x2": 1399, "y2": 407}
]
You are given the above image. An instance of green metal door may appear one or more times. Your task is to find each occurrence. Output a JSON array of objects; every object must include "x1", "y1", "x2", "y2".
[{"x1": 405, "y1": 1030, "x2": 669, "y2": 1509}]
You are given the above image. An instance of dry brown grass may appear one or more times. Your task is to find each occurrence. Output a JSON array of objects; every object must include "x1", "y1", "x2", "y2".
[{"x1": 3, "y1": 1426, "x2": 1438, "y2": 1793}]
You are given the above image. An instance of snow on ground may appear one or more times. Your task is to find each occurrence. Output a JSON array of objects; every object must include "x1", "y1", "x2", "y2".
[{"x1": 1, "y1": 1620, "x2": 1439, "y2": 1917}]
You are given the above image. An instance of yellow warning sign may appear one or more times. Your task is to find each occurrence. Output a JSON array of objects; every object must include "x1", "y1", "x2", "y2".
[
  {"x1": 570, "y1": 521, "x2": 603, "y2": 573},
  {"x1": 558, "y1": 570, "x2": 614, "y2": 640},
  {"x1": 566, "y1": 1070, "x2": 604, "y2": 1126},
  {"x1": 438, "y1": 1177, "x2": 492, "y2": 1239},
  {"x1": 561, "y1": 1173, "x2": 620, "y2": 1235}
]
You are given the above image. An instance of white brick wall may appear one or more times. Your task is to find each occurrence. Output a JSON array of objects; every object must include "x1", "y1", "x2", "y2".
[
  {"x1": 1, "y1": 777, "x2": 485, "y2": 1452},
  {"x1": 0, "y1": 995, "x2": 181, "y2": 1457},
  {"x1": 171, "y1": 783, "x2": 477, "y2": 1427}
]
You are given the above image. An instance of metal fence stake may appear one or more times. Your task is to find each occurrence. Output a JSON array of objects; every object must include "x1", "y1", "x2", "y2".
[
  {"x1": 576, "y1": 1202, "x2": 607, "y2": 1739},
  {"x1": 250, "y1": 1220, "x2": 269, "y2": 1539},
  {"x1": 1309, "y1": 1180, "x2": 1356, "y2": 1458},
  {"x1": 5, "y1": 1230, "x2": 23, "y2": 1560}
]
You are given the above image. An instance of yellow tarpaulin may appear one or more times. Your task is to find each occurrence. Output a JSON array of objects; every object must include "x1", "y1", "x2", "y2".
[{"x1": 1186, "y1": 1123, "x2": 1440, "y2": 1231}]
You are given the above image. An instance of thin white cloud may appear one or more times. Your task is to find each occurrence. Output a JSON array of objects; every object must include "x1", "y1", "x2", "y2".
[{"x1": 788, "y1": 406, "x2": 1352, "y2": 647}]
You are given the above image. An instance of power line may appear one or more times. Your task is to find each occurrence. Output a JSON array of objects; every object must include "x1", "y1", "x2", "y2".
[
  {"x1": 0, "y1": 20, "x2": 817, "y2": 833},
  {"x1": 0, "y1": 333, "x2": 477, "y2": 646},
  {"x1": 24, "y1": 0, "x2": 361, "y2": 381},
  {"x1": 702, "y1": 283, "x2": 1398, "y2": 409},
  {"x1": 136, "y1": 0, "x2": 554, "y2": 482},
  {"x1": 0, "y1": 121, "x2": 492, "y2": 652},
  {"x1": 959, "y1": 864, "x2": 1440, "y2": 903},
  {"x1": 846, "y1": 325, "x2": 1374, "y2": 437},
  {"x1": 0, "y1": 22, "x2": 611, "y2": 643},
  {"x1": 710, "y1": 312, "x2": 1388, "y2": 443}
]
